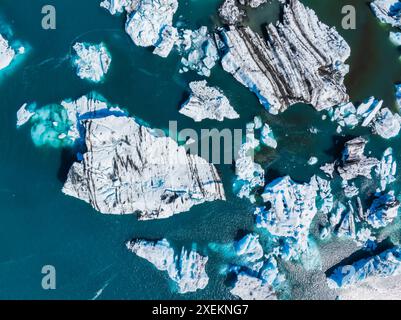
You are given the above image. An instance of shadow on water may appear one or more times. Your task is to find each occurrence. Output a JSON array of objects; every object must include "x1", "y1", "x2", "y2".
[
  {"x1": 323, "y1": 134, "x2": 358, "y2": 159},
  {"x1": 325, "y1": 238, "x2": 395, "y2": 276},
  {"x1": 57, "y1": 148, "x2": 78, "y2": 184}
]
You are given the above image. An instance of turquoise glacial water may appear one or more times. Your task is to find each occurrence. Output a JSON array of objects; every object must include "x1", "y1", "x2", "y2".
[{"x1": 0, "y1": 0, "x2": 400, "y2": 299}]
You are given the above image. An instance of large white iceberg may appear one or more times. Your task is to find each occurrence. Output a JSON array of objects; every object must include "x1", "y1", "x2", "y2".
[
  {"x1": 367, "y1": 192, "x2": 400, "y2": 229},
  {"x1": 72, "y1": 42, "x2": 111, "y2": 82},
  {"x1": 126, "y1": 238, "x2": 209, "y2": 293},
  {"x1": 179, "y1": 80, "x2": 239, "y2": 122}
]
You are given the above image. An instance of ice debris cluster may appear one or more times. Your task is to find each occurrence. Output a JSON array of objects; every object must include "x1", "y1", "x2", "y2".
[
  {"x1": 126, "y1": 239, "x2": 209, "y2": 293},
  {"x1": 179, "y1": 80, "x2": 239, "y2": 122}
]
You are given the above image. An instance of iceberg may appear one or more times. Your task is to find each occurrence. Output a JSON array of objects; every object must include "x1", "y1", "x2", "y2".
[
  {"x1": 125, "y1": 0, "x2": 178, "y2": 58},
  {"x1": 216, "y1": 0, "x2": 350, "y2": 114},
  {"x1": 234, "y1": 234, "x2": 264, "y2": 264},
  {"x1": 370, "y1": 0, "x2": 401, "y2": 28},
  {"x1": 0, "y1": 34, "x2": 15, "y2": 71},
  {"x1": 179, "y1": 80, "x2": 239, "y2": 122},
  {"x1": 72, "y1": 42, "x2": 111, "y2": 82},
  {"x1": 177, "y1": 27, "x2": 219, "y2": 77},
  {"x1": 219, "y1": 0, "x2": 246, "y2": 25},
  {"x1": 389, "y1": 31, "x2": 401, "y2": 46},
  {"x1": 62, "y1": 106, "x2": 225, "y2": 218},
  {"x1": 337, "y1": 137, "x2": 379, "y2": 181},
  {"x1": 371, "y1": 107, "x2": 401, "y2": 139},
  {"x1": 234, "y1": 124, "x2": 264, "y2": 200},
  {"x1": 100, "y1": 0, "x2": 134, "y2": 15},
  {"x1": 16, "y1": 103, "x2": 35, "y2": 128},
  {"x1": 126, "y1": 239, "x2": 209, "y2": 293},
  {"x1": 375, "y1": 147, "x2": 397, "y2": 192},
  {"x1": 260, "y1": 124, "x2": 277, "y2": 149},
  {"x1": 230, "y1": 272, "x2": 277, "y2": 300},
  {"x1": 327, "y1": 247, "x2": 401, "y2": 289},
  {"x1": 396, "y1": 84, "x2": 401, "y2": 109},
  {"x1": 367, "y1": 192, "x2": 400, "y2": 229},
  {"x1": 255, "y1": 176, "x2": 318, "y2": 260}
]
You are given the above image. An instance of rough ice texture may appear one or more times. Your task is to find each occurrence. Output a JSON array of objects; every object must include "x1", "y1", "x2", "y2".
[
  {"x1": 375, "y1": 147, "x2": 397, "y2": 192},
  {"x1": 179, "y1": 80, "x2": 239, "y2": 122},
  {"x1": 126, "y1": 238, "x2": 209, "y2": 293},
  {"x1": 260, "y1": 124, "x2": 277, "y2": 149},
  {"x1": 72, "y1": 42, "x2": 111, "y2": 82},
  {"x1": 62, "y1": 113, "x2": 225, "y2": 219},
  {"x1": 16, "y1": 103, "x2": 35, "y2": 128},
  {"x1": 219, "y1": 0, "x2": 246, "y2": 25},
  {"x1": 327, "y1": 247, "x2": 401, "y2": 290},
  {"x1": 367, "y1": 192, "x2": 400, "y2": 228},
  {"x1": 216, "y1": 0, "x2": 350, "y2": 114},
  {"x1": 370, "y1": 0, "x2": 401, "y2": 28},
  {"x1": 0, "y1": 34, "x2": 15, "y2": 70},
  {"x1": 234, "y1": 125, "x2": 264, "y2": 200},
  {"x1": 330, "y1": 97, "x2": 401, "y2": 139},
  {"x1": 239, "y1": 0, "x2": 268, "y2": 8},
  {"x1": 125, "y1": 0, "x2": 178, "y2": 57},
  {"x1": 230, "y1": 272, "x2": 277, "y2": 300},
  {"x1": 255, "y1": 175, "x2": 319, "y2": 260},
  {"x1": 337, "y1": 137, "x2": 379, "y2": 181},
  {"x1": 234, "y1": 234, "x2": 264, "y2": 263},
  {"x1": 100, "y1": 0, "x2": 135, "y2": 15},
  {"x1": 177, "y1": 27, "x2": 219, "y2": 77}
]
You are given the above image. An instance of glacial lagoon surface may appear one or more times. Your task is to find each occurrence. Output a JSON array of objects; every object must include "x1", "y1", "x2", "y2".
[{"x1": 0, "y1": 0, "x2": 401, "y2": 300}]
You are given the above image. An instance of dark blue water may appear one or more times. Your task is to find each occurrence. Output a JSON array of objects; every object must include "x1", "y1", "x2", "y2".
[{"x1": 0, "y1": 0, "x2": 400, "y2": 299}]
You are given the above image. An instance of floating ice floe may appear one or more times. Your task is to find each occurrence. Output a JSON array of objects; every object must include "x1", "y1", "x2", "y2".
[
  {"x1": 230, "y1": 272, "x2": 277, "y2": 300},
  {"x1": 179, "y1": 80, "x2": 239, "y2": 122},
  {"x1": 367, "y1": 191, "x2": 400, "y2": 229},
  {"x1": 72, "y1": 42, "x2": 111, "y2": 82},
  {"x1": 219, "y1": 0, "x2": 246, "y2": 25},
  {"x1": 375, "y1": 147, "x2": 397, "y2": 192},
  {"x1": 307, "y1": 157, "x2": 318, "y2": 166},
  {"x1": 327, "y1": 247, "x2": 401, "y2": 289},
  {"x1": 215, "y1": 0, "x2": 350, "y2": 114},
  {"x1": 234, "y1": 234, "x2": 264, "y2": 264},
  {"x1": 177, "y1": 27, "x2": 219, "y2": 77},
  {"x1": 125, "y1": 0, "x2": 178, "y2": 58},
  {"x1": 234, "y1": 123, "x2": 264, "y2": 201},
  {"x1": 126, "y1": 239, "x2": 209, "y2": 293},
  {"x1": 16, "y1": 103, "x2": 35, "y2": 128},
  {"x1": 254, "y1": 176, "x2": 319, "y2": 260},
  {"x1": 389, "y1": 31, "x2": 401, "y2": 46},
  {"x1": 396, "y1": 84, "x2": 401, "y2": 109},
  {"x1": 330, "y1": 96, "x2": 401, "y2": 139},
  {"x1": 370, "y1": 0, "x2": 401, "y2": 28},
  {"x1": 337, "y1": 137, "x2": 379, "y2": 181},
  {"x1": 100, "y1": 0, "x2": 132, "y2": 15},
  {"x1": 0, "y1": 34, "x2": 15, "y2": 71},
  {"x1": 260, "y1": 124, "x2": 277, "y2": 149},
  {"x1": 18, "y1": 93, "x2": 225, "y2": 217}
]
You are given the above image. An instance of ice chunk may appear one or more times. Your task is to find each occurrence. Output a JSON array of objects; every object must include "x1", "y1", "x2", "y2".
[
  {"x1": 375, "y1": 147, "x2": 397, "y2": 192},
  {"x1": 0, "y1": 34, "x2": 15, "y2": 70},
  {"x1": 72, "y1": 42, "x2": 111, "y2": 82},
  {"x1": 371, "y1": 107, "x2": 401, "y2": 139},
  {"x1": 389, "y1": 31, "x2": 401, "y2": 46},
  {"x1": 16, "y1": 103, "x2": 35, "y2": 128},
  {"x1": 370, "y1": 0, "x2": 401, "y2": 28},
  {"x1": 126, "y1": 239, "x2": 209, "y2": 293},
  {"x1": 327, "y1": 247, "x2": 401, "y2": 289},
  {"x1": 260, "y1": 124, "x2": 277, "y2": 149},
  {"x1": 179, "y1": 80, "x2": 239, "y2": 122},
  {"x1": 367, "y1": 191, "x2": 400, "y2": 228},
  {"x1": 234, "y1": 234, "x2": 264, "y2": 263}
]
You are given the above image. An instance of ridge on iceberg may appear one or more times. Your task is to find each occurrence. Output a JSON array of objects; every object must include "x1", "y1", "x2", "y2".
[
  {"x1": 370, "y1": 0, "x2": 401, "y2": 28},
  {"x1": 126, "y1": 238, "x2": 209, "y2": 293},
  {"x1": 230, "y1": 272, "x2": 277, "y2": 300},
  {"x1": 216, "y1": 0, "x2": 350, "y2": 114},
  {"x1": 62, "y1": 104, "x2": 225, "y2": 218},
  {"x1": 179, "y1": 80, "x2": 239, "y2": 122},
  {"x1": 72, "y1": 42, "x2": 111, "y2": 82},
  {"x1": 327, "y1": 247, "x2": 401, "y2": 289}
]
